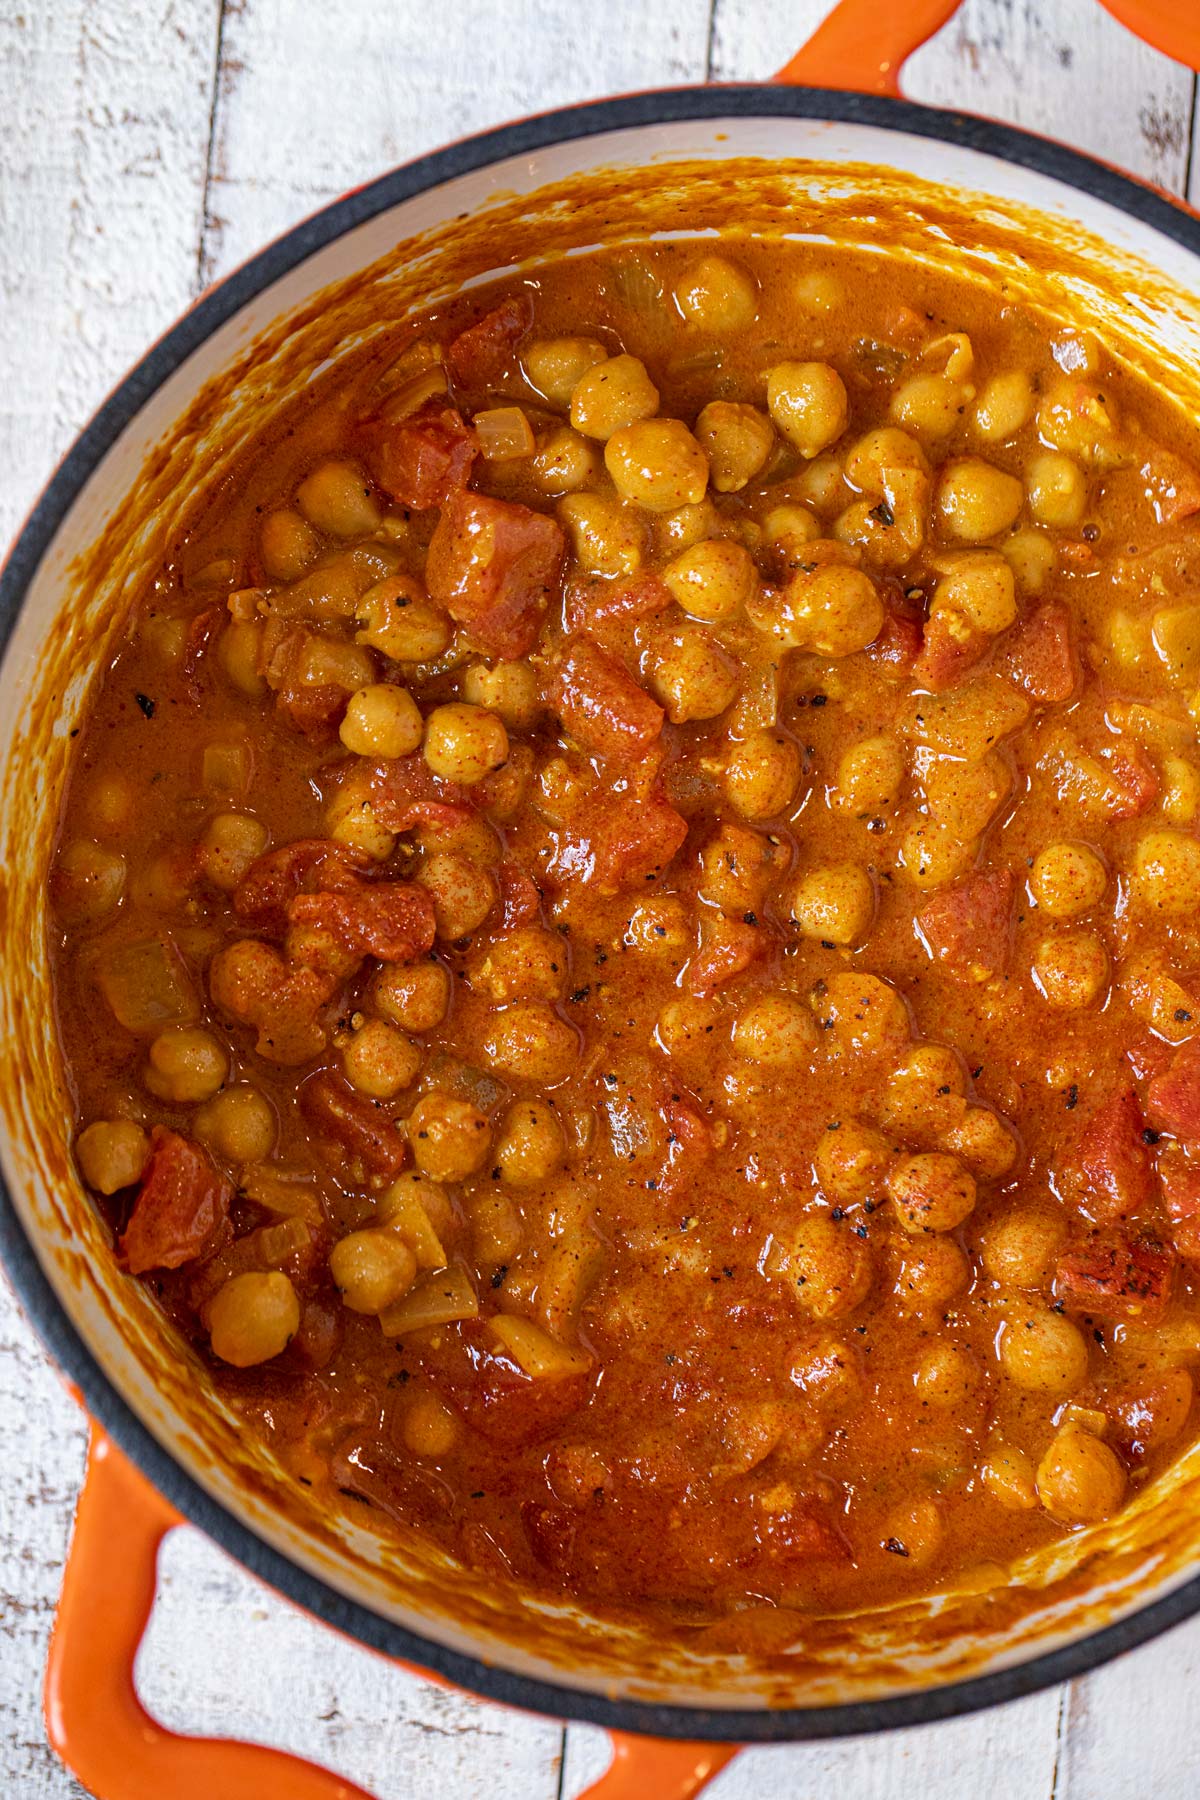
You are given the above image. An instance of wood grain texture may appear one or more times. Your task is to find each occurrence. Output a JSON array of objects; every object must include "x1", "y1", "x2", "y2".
[
  {"x1": 0, "y1": 0, "x2": 222, "y2": 549},
  {"x1": 3, "y1": 3, "x2": 1200, "y2": 1797}
]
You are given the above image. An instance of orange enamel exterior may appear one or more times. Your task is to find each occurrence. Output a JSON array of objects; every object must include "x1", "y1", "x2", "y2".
[{"x1": 38, "y1": 3, "x2": 1200, "y2": 1799}]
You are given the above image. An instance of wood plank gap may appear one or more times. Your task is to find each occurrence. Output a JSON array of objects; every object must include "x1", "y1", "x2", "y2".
[
  {"x1": 1184, "y1": 71, "x2": 1199, "y2": 202},
  {"x1": 704, "y1": 0, "x2": 719, "y2": 81},
  {"x1": 195, "y1": 0, "x2": 231, "y2": 297},
  {"x1": 1048, "y1": 1684, "x2": 1070, "y2": 1799},
  {"x1": 554, "y1": 1723, "x2": 569, "y2": 1800}
]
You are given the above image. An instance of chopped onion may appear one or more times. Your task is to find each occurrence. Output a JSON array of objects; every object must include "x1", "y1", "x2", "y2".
[
  {"x1": 380, "y1": 365, "x2": 448, "y2": 424},
  {"x1": 379, "y1": 1266, "x2": 478, "y2": 1336},
  {"x1": 491, "y1": 1314, "x2": 592, "y2": 1380},
  {"x1": 474, "y1": 406, "x2": 536, "y2": 461}
]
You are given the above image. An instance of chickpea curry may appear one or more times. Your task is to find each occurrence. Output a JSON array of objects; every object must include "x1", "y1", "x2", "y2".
[{"x1": 51, "y1": 237, "x2": 1200, "y2": 1620}]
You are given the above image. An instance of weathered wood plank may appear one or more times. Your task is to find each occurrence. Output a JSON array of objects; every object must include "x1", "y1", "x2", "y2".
[
  {"x1": 0, "y1": 0, "x2": 222, "y2": 550},
  {"x1": 199, "y1": 0, "x2": 714, "y2": 284}
]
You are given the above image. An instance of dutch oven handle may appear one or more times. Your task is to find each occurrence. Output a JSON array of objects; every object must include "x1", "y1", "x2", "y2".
[
  {"x1": 44, "y1": 6, "x2": 1200, "y2": 1800},
  {"x1": 775, "y1": 0, "x2": 1200, "y2": 91}
]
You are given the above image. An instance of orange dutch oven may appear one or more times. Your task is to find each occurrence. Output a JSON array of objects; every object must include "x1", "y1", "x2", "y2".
[{"x1": 3, "y1": 3, "x2": 1200, "y2": 1796}]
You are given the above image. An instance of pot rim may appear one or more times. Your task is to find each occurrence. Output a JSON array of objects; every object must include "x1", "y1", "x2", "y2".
[{"x1": 5, "y1": 81, "x2": 1200, "y2": 1742}]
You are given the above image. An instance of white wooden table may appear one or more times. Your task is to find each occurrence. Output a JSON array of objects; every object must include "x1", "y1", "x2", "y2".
[{"x1": 3, "y1": 2, "x2": 1200, "y2": 1794}]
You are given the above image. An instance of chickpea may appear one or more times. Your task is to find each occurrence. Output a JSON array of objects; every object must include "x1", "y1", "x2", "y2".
[
  {"x1": 408, "y1": 1091, "x2": 492, "y2": 1180},
  {"x1": 209, "y1": 1271, "x2": 300, "y2": 1367},
  {"x1": 297, "y1": 634, "x2": 375, "y2": 695},
  {"x1": 663, "y1": 538, "x2": 756, "y2": 622},
  {"x1": 899, "y1": 820, "x2": 975, "y2": 890},
  {"x1": 1037, "y1": 1428, "x2": 1126, "y2": 1524},
  {"x1": 495, "y1": 1098, "x2": 566, "y2": 1185},
  {"x1": 761, "y1": 504, "x2": 821, "y2": 562},
  {"x1": 1037, "y1": 379, "x2": 1120, "y2": 467},
  {"x1": 144, "y1": 1026, "x2": 228, "y2": 1105},
  {"x1": 647, "y1": 625, "x2": 739, "y2": 723},
  {"x1": 342, "y1": 1018, "x2": 422, "y2": 1099},
  {"x1": 215, "y1": 618, "x2": 266, "y2": 696},
  {"x1": 914, "y1": 1341, "x2": 985, "y2": 1409},
  {"x1": 326, "y1": 776, "x2": 395, "y2": 863},
  {"x1": 356, "y1": 575, "x2": 451, "y2": 663},
  {"x1": 604, "y1": 417, "x2": 709, "y2": 513},
  {"x1": 891, "y1": 1236, "x2": 970, "y2": 1315},
  {"x1": 674, "y1": 254, "x2": 758, "y2": 331},
  {"x1": 998, "y1": 1307, "x2": 1089, "y2": 1396},
  {"x1": 482, "y1": 1001, "x2": 576, "y2": 1085},
  {"x1": 1133, "y1": 829, "x2": 1200, "y2": 916},
  {"x1": 767, "y1": 361, "x2": 849, "y2": 459},
  {"x1": 884, "y1": 1498, "x2": 944, "y2": 1567},
  {"x1": 461, "y1": 660, "x2": 539, "y2": 731},
  {"x1": 935, "y1": 552, "x2": 1017, "y2": 636},
  {"x1": 837, "y1": 736, "x2": 905, "y2": 814},
  {"x1": 890, "y1": 373, "x2": 965, "y2": 441},
  {"x1": 980, "y1": 1207, "x2": 1066, "y2": 1289},
  {"x1": 924, "y1": 751, "x2": 1009, "y2": 837},
  {"x1": 1002, "y1": 527, "x2": 1056, "y2": 594},
  {"x1": 793, "y1": 268, "x2": 844, "y2": 314},
  {"x1": 974, "y1": 371, "x2": 1034, "y2": 443},
  {"x1": 467, "y1": 1190, "x2": 523, "y2": 1264},
  {"x1": 1163, "y1": 756, "x2": 1200, "y2": 827},
  {"x1": 557, "y1": 493, "x2": 645, "y2": 575},
  {"x1": 787, "y1": 1334, "x2": 865, "y2": 1412},
  {"x1": 260, "y1": 507, "x2": 319, "y2": 582},
  {"x1": 981, "y1": 1442, "x2": 1038, "y2": 1510},
  {"x1": 415, "y1": 811, "x2": 499, "y2": 863},
  {"x1": 330, "y1": 1229, "x2": 417, "y2": 1314},
  {"x1": 936, "y1": 457, "x2": 1024, "y2": 542},
  {"x1": 814, "y1": 1119, "x2": 893, "y2": 1204},
  {"x1": 625, "y1": 894, "x2": 691, "y2": 955},
  {"x1": 1028, "y1": 452, "x2": 1087, "y2": 529},
  {"x1": 944, "y1": 1106, "x2": 1018, "y2": 1179},
  {"x1": 725, "y1": 729, "x2": 802, "y2": 820},
  {"x1": 694, "y1": 401, "x2": 775, "y2": 492},
  {"x1": 732, "y1": 994, "x2": 818, "y2": 1067},
  {"x1": 531, "y1": 425, "x2": 603, "y2": 494},
  {"x1": 697, "y1": 821, "x2": 775, "y2": 914},
  {"x1": 790, "y1": 863, "x2": 875, "y2": 946},
  {"x1": 772, "y1": 1213, "x2": 873, "y2": 1318},
  {"x1": 570, "y1": 354, "x2": 659, "y2": 440},
  {"x1": 423, "y1": 702, "x2": 507, "y2": 786},
  {"x1": 882, "y1": 1043, "x2": 966, "y2": 1139},
  {"x1": 194, "y1": 1085, "x2": 276, "y2": 1163},
  {"x1": 655, "y1": 499, "x2": 723, "y2": 556},
  {"x1": 417, "y1": 852, "x2": 496, "y2": 940},
  {"x1": 86, "y1": 774, "x2": 135, "y2": 838},
  {"x1": 1033, "y1": 931, "x2": 1109, "y2": 1009},
  {"x1": 53, "y1": 839, "x2": 126, "y2": 924},
  {"x1": 474, "y1": 926, "x2": 566, "y2": 1004},
  {"x1": 819, "y1": 971, "x2": 910, "y2": 1054},
  {"x1": 76, "y1": 1119, "x2": 150, "y2": 1194},
  {"x1": 199, "y1": 812, "x2": 268, "y2": 892},
  {"x1": 295, "y1": 459, "x2": 382, "y2": 538},
  {"x1": 774, "y1": 563, "x2": 884, "y2": 657},
  {"x1": 1030, "y1": 841, "x2": 1107, "y2": 917},
  {"x1": 524, "y1": 336, "x2": 608, "y2": 407},
  {"x1": 339, "y1": 684, "x2": 423, "y2": 759},
  {"x1": 887, "y1": 1152, "x2": 976, "y2": 1233},
  {"x1": 402, "y1": 1390, "x2": 460, "y2": 1457}
]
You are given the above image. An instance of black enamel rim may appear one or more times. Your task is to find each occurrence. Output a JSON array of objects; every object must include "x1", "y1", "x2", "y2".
[{"x1": 4, "y1": 83, "x2": 1200, "y2": 1744}]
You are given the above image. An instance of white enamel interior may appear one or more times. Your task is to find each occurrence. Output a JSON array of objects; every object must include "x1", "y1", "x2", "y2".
[{"x1": 4, "y1": 109, "x2": 1200, "y2": 1713}]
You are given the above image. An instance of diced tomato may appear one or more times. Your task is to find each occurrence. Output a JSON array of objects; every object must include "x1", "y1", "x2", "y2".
[
  {"x1": 498, "y1": 861, "x2": 541, "y2": 928},
  {"x1": 1055, "y1": 1231, "x2": 1175, "y2": 1323},
  {"x1": 1148, "y1": 1039, "x2": 1200, "y2": 1143},
  {"x1": 234, "y1": 839, "x2": 371, "y2": 936},
  {"x1": 1075, "y1": 1086, "x2": 1155, "y2": 1223},
  {"x1": 997, "y1": 602, "x2": 1077, "y2": 703},
  {"x1": 917, "y1": 868, "x2": 1014, "y2": 983},
  {"x1": 685, "y1": 917, "x2": 764, "y2": 998},
  {"x1": 445, "y1": 294, "x2": 534, "y2": 390},
  {"x1": 276, "y1": 681, "x2": 348, "y2": 742},
  {"x1": 415, "y1": 1322, "x2": 590, "y2": 1449},
  {"x1": 1126, "y1": 1032, "x2": 1175, "y2": 1084},
  {"x1": 1141, "y1": 447, "x2": 1200, "y2": 525},
  {"x1": 912, "y1": 606, "x2": 989, "y2": 693},
  {"x1": 1058, "y1": 539, "x2": 1098, "y2": 571},
  {"x1": 1105, "y1": 1368, "x2": 1194, "y2": 1462},
  {"x1": 300, "y1": 1073, "x2": 407, "y2": 1179},
  {"x1": 1158, "y1": 1142, "x2": 1200, "y2": 1222},
  {"x1": 551, "y1": 636, "x2": 664, "y2": 763},
  {"x1": 120, "y1": 1128, "x2": 233, "y2": 1275},
  {"x1": 187, "y1": 1215, "x2": 327, "y2": 1313},
  {"x1": 550, "y1": 790, "x2": 688, "y2": 894},
  {"x1": 563, "y1": 574, "x2": 674, "y2": 637},
  {"x1": 289, "y1": 878, "x2": 435, "y2": 963},
  {"x1": 749, "y1": 1495, "x2": 853, "y2": 1570},
  {"x1": 373, "y1": 403, "x2": 478, "y2": 510},
  {"x1": 367, "y1": 753, "x2": 477, "y2": 834},
  {"x1": 425, "y1": 490, "x2": 565, "y2": 659},
  {"x1": 867, "y1": 610, "x2": 923, "y2": 674},
  {"x1": 1105, "y1": 743, "x2": 1159, "y2": 819}
]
